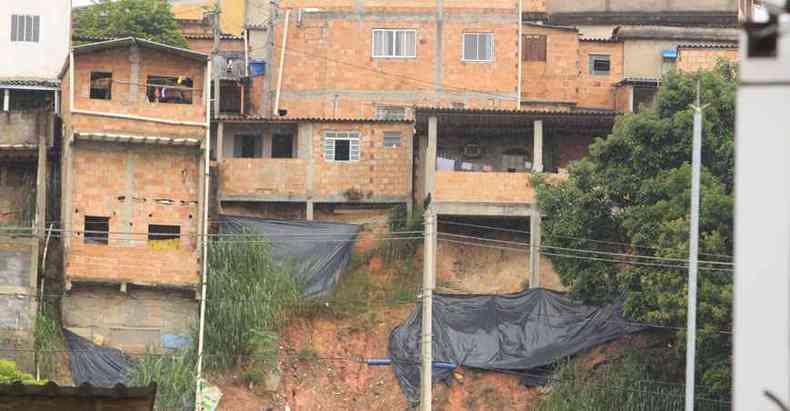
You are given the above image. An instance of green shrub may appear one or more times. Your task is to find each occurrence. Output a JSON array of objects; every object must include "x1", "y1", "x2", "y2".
[{"x1": 0, "y1": 360, "x2": 44, "y2": 385}]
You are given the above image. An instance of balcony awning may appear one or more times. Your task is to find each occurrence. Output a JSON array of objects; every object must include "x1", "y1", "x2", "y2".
[
  {"x1": 74, "y1": 132, "x2": 201, "y2": 146},
  {"x1": 414, "y1": 107, "x2": 617, "y2": 137}
]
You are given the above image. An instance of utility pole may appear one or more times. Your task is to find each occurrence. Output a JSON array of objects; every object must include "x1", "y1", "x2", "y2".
[
  {"x1": 421, "y1": 208, "x2": 437, "y2": 411},
  {"x1": 685, "y1": 81, "x2": 705, "y2": 411},
  {"x1": 211, "y1": 1, "x2": 221, "y2": 117}
]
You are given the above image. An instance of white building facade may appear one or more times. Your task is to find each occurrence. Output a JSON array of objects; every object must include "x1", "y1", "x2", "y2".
[{"x1": 0, "y1": 0, "x2": 71, "y2": 82}]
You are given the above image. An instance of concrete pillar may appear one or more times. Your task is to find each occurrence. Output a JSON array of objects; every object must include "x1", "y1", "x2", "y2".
[
  {"x1": 216, "y1": 121, "x2": 224, "y2": 163},
  {"x1": 426, "y1": 116, "x2": 438, "y2": 199},
  {"x1": 533, "y1": 120, "x2": 543, "y2": 173},
  {"x1": 529, "y1": 211, "x2": 542, "y2": 288},
  {"x1": 306, "y1": 201, "x2": 314, "y2": 221},
  {"x1": 128, "y1": 46, "x2": 140, "y2": 105},
  {"x1": 3, "y1": 89, "x2": 9, "y2": 111}
]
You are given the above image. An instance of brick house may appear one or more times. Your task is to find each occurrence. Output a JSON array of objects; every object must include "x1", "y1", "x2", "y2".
[
  {"x1": 58, "y1": 38, "x2": 210, "y2": 353},
  {"x1": 214, "y1": 0, "x2": 522, "y2": 219}
]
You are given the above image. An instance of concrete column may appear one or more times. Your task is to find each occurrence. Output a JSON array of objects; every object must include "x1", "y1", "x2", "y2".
[
  {"x1": 3, "y1": 89, "x2": 9, "y2": 111},
  {"x1": 128, "y1": 46, "x2": 140, "y2": 105},
  {"x1": 216, "y1": 121, "x2": 224, "y2": 163},
  {"x1": 420, "y1": 207, "x2": 437, "y2": 411},
  {"x1": 529, "y1": 211, "x2": 542, "y2": 288},
  {"x1": 306, "y1": 201, "x2": 314, "y2": 221},
  {"x1": 533, "y1": 120, "x2": 543, "y2": 173},
  {"x1": 425, "y1": 116, "x2": 438, "y2": 199}
]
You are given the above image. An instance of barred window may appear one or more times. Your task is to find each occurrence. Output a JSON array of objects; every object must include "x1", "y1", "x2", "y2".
[{"x1": 324, "y1": 131, "x2": 361, "y2": 161}]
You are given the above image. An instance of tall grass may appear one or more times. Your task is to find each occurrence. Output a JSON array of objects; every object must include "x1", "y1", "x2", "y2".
[
  {"x1": 379, "y1": 204, "x2": 424, "y2": 264},
  {"x1": 128, "y1": 349, "x2": 196, "y2": 411},
  {"x1": 33, "y1": 302, "x2": 66, "y2": 380},
  {"x1": 204, "y1": 229, "x2": 303, "y2": 370},
  {"x1": 534, "y1": 350, "x2": 730, "y2": 411}
]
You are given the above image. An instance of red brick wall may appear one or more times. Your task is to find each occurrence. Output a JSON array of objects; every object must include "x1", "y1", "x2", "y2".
[
  {"x1": 220, "y1": 158, "x2": 307, "y2": 198},
  {"x1": 521, "y1": 25, "x2": 579, "y2": 104},
  {"x1": 311, "y1": 122, "x2": 412, "y2": 201},
  {"x1": 578, "y1": 41, "x2": 623, "y2": 109},
  {"x1": 677, "y1": 47, "x2": 738, "y2": 72},
  {"x1": 65, "y1": 142, "x2": 200, "y2": 287},
  {"x1": 270, "y1": 3, "x2": 520, "y2": 118},
  {"x1": 72, "y1": 46, "x2": 207, "y2": 125},
  {"x1": 434, "y1": 171, "x2": 537, "y2": 203}
]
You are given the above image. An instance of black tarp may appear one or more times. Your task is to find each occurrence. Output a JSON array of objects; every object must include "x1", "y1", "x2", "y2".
[
  {"x1": 65, "y1": 330, "x2": 134, "y2": 386},
  {"x1": 217, "y1": 215, "x2": 360, "y2": 296},
  {"x1": 388, "y1": 288, "x2": 647, "y2": 404}
]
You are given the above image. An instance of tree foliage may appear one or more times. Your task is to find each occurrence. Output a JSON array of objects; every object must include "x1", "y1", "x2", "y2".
[
  {"x1": 535, "y1": 62, "x2": 736, "y2": 396},
  {"x1": 73, "y1": 0, "x2": 189, "y2": 48}
]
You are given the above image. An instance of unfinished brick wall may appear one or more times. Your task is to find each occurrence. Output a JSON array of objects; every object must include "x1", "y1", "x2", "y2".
[
  {"x1": 65, "y1": 142, "x2": 200, "y2": 287},
  {"x1": 311, "y1": 122, "x2": 412, "y2": 202},
  {"x1": 578, "y1": 40, "x2": 623, "y2": 109},
  {"x1": 521, "y1": 25, "x2": 579, "y2": 104},
  {"x1": 220, "y1": 158, "x2": 307, "y2": 199},
  {"x1": 269, "y1": 3, "x2": 520, "y2": 118},
  {"x1": 677, "y1": 47, "x2": 739, "y2": 72},
  {"x1": 435, "y1": 171, "x2": 537, "y2": 203},
  {"x1": 185, "y1": 37, "x2": 245, "y2": 54},
  {"x1": 72, "y1": 46, "x2": 207, "y2": 125}
]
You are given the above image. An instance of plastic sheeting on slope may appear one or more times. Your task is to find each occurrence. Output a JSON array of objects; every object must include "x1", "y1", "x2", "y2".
[
  {"x1": 65, "y1": 330, "x2": 134, "y2": 387},
  {"x1": 217, "y1": 215, "x2": 360, "y2": 296},
  {"x1": 388, "y1": 288, "x2": 647, "y2": 404}
]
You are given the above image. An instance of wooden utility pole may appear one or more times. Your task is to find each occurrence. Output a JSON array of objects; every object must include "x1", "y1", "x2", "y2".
[{"x1": 421, "y1": 208, "x2": 437, "y2": 411}]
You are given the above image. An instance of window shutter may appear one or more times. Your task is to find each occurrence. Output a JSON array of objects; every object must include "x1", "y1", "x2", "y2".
[
  {"x1": 350, "y1": 138, "x2": 361, "y2": 161},
  {"x1": 24, "y1": 15, "x2": 32, "y2": 42},
  {"x1": 323, "y1": 133, "x2": 335, "y2": 160},
  {"x1": 524, "y1": 35, "x2": 547, "y2": 62},
  {"x1": 10, "y1": 16, "x2": 17, "y2": 42},
  {"x1": 32, "y1": 16, "x2": 39, "y2": 42}
]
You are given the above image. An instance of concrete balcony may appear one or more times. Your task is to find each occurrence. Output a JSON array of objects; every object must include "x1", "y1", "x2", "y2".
[
  {"x1": 435, "y1": 171, "x2": 538, "y2": 204},
  {"x1": 0, "y1": 111, "x2": 50, "y2": 148},
  {"x1": 219, "y1": 158, "x2": 308, "y2": 201}
]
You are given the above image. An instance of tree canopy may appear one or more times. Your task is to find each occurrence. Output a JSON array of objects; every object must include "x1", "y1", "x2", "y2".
[
  {"x1": 73, "y1": 0, "x2": 189, "y2": 49},
  {"x1": 535, "y1": 62, "x2": 735, "y2": 396}
]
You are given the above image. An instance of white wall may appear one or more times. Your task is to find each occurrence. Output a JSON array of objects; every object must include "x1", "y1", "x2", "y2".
[
  {"x1": 0, "y1": 0, "x2": 71, "y2": 81},
  {"x1": 735, "y1": 23, "x2": 790, "y2": 411}
]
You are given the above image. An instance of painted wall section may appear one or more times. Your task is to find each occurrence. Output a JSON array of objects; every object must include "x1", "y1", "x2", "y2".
[{"x1": 0, "y1": 0, "x2": 70, "y2": 81}]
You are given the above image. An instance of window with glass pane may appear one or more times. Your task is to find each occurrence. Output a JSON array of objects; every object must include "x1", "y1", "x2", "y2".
[
  {"x1": 324, "y1": 132, "x2": 361, "y2": 161},
  {"x1": 463, "y1": 33, "x2": 493, "y2": 61},
  {"x1": 372, "y1": 29, "x2": 416, "y2": 58},
  {"x1": 10, "y1": 15, "x2": 39, "y2": 42}
]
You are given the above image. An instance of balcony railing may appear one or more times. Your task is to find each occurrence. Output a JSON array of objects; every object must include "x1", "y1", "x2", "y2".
[{"x1": 219, "y1": 158, "x2": 307, "y2": 199}]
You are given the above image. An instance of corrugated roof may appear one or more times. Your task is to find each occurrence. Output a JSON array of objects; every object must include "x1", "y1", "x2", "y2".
[
  {"x1": 677, "y1": 42, "x2": 738, "y2": 49},
  {"x1": 73, "y1": 37, "x2": 208, "y2": 61},
  {"x1": 184, "y1": 33, "x2": 244, "y2": 40},
  {"x1": 0, "y1": 79, "x2": 59, "y2": 89},
  {"x1": 522, "y1": 21, "x2": 578, "y2": 32},
  {"x1": 577, "y1": 25, "x2": 618, "y2": 41},
  {"x1": 0, "y1": 381, "x2": 156, "y2": 406},
  {"x1": 615, "y1": 77, "x2": 661, "y2": 87},
  {"x1": 415, "y1": 106, "x2": 618, "y2": 117},
  {"x1": 74, "y1": 132, "x2": 202, "y2": 146},
  {"x1": 615, "y1": 25, "x2": 738, "y2": 42},
  {"x1": 215, "y1": 114, "x2": 412, "y2": 123}
]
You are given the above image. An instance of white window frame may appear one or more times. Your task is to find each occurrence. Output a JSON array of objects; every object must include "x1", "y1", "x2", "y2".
[
  {"x1": 324, "y1": 131, "x2": 362, "y2": 162},
  {"x1": 462, "y1": 32, "x2": 494, "y2": 62},
  {"x1": 372, "y1": 29, "x2": 417, "y2": 59}
]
